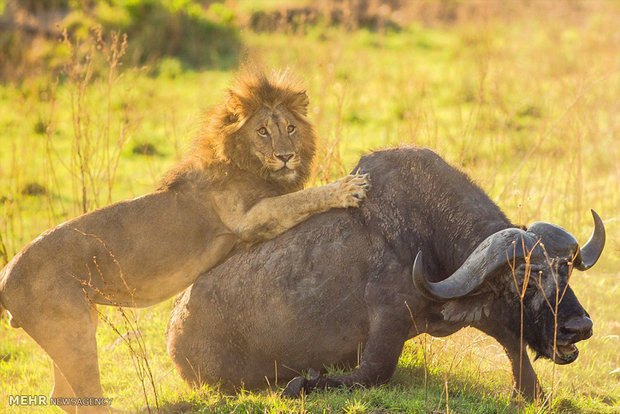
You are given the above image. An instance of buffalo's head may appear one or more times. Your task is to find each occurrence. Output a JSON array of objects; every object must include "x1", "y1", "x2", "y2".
[{"x1": 413, "y1": 210, "x2": 605, "y2": 365}]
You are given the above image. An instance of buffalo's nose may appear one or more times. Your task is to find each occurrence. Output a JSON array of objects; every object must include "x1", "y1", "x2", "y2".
[
  {"x1": 276, "y1": 153, "x2": 294, "y2": 163},
  {"x1": 560, "y1": 316, "x2": 593, "y2": 340}
]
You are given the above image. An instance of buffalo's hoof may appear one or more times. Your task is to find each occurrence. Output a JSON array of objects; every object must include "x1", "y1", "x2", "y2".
[
  {"x1": 512, "y1": 384, "x2": 544, "y2": 403},
  {"x1": 282, "y1": 376, "x2": 306, "y2": 398},
  {"x1": 282, "y1": 369, "x2": 322, "y2": 398}
]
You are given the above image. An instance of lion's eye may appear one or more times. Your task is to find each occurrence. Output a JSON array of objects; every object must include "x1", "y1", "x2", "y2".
[
  {"x1": 257, "y1": 127, "x2": 268, "y2": 136},
  {"x1": 287, "y1": 124, "x2": 296, "y2": 134}
]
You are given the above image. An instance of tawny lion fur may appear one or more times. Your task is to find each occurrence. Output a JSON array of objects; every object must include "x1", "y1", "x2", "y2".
[{"x1": 0, "y1": 68, "x2": 369, "y2": 413}]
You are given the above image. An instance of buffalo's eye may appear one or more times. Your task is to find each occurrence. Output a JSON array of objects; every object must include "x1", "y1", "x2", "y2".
[
  {"x1": 558, "y1": 260, "x2": 571, "y2": 274},
  {"x1": 527, "y1": 273, "x2": 543, "y2": 290},
  {"x1": 287, "y1": 124, "x2": 296, "y2": 134},
  {"x1": 257, "y1": 127, "x2": 268, "y2": 136}
]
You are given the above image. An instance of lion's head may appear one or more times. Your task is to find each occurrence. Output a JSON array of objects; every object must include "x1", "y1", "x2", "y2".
[{"x1": 164, "y1": 69, "x2": 318, "y2": 193}]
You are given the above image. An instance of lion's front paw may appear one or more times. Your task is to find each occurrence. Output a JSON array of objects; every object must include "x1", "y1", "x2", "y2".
[{"x1": 331, "y1": 173, "x2": 370, "y2": 208}]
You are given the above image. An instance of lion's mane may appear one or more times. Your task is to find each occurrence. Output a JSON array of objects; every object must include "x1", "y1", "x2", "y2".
[{"x1": 162, "y1": 69, "x2": 318, "y2": 193}]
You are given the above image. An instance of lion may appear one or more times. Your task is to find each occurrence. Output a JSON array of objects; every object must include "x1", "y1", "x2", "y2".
[{"x1": 0, "y1": 68, "x2": 369, "y2": 413}]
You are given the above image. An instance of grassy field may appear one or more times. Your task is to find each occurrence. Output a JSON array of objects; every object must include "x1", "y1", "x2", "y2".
[{"x1": 1, "y1": 2, "x2": 619, "y2": 413}]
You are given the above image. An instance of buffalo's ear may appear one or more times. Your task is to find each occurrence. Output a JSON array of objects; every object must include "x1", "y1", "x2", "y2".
[{"x1": 442, "y1": 295, "x2": 493, "y2": 323}]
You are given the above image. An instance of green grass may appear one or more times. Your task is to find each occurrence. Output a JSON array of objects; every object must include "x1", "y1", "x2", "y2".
[{"x1": 1, "y1": 3, "x2": 620, "y2": 413}]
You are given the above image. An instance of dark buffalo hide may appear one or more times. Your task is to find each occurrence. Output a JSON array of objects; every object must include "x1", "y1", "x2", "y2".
[{"x1": 166, "y1": 147, "x2": 604, "y2": 400}]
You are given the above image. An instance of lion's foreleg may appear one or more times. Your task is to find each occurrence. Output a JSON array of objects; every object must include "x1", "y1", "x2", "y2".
[{"x1": 236, "y1": 173, "x2": 369, "y2": 242}]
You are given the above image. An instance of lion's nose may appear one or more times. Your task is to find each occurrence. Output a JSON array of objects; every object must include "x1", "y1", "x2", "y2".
[{"x1": 276, "y1": 153, "x2": 294, "y2": 163}]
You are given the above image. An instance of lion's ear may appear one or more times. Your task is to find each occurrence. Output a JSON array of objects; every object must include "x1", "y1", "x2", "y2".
[
  {"x1": 225, "y1": 91, "x2": 244, "y2": 124},
  {"x1": 288, "y1": 91, "x2": 309, "y2": 116}
]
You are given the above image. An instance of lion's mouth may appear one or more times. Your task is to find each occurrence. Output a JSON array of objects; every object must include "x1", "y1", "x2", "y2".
[
  {"x1": 272, "y1": 165, "x2": 297, "y2": 173},
  {"x1": 266, "y1": 157, "x2": 298, "y2": 172}
]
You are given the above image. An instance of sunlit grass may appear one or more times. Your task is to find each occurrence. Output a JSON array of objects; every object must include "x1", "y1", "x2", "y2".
[{"x1": 1, "y1": 4, "x2": 619, "y2": 413}]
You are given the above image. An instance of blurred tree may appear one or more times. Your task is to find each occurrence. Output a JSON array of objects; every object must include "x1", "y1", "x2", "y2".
[{"x1": 0, "y1": 0, "x2": 241, "y2": 80}]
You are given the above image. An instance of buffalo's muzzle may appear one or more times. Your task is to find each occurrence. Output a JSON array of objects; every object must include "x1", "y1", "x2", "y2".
[
  {"x1": 559, "y1": 316, "x2": 593, "y2": 342},
  {"x1": 552, "y1": 315, "x2": 593, "y2": 365}
]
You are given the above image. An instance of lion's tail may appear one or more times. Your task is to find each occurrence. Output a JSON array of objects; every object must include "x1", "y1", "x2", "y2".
[
  {"x1": 0, "y1": 266, "x2": 9, "y2": 327},
  {"x1": 0, "y1": 266, "x2": 5, "y2": 323},
  {"x1": 0, "y1": 275, "x2": 4, "y2": 325}
]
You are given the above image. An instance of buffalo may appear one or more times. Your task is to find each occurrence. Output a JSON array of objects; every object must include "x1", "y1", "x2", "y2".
[{"x1": 166, "y1": 147, "x2": 605, "y2": 401}]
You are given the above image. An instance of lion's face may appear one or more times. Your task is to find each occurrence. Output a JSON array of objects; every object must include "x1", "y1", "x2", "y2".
[
  {"x1": 244, "y1": 105, "x2": 306, "y2": 184},
  {"x1": 164, "y1": 70, "x2": 318, "y2": 193},
  {"x1": 222, "y1": 77, "x2": 317, "y2": 191}
]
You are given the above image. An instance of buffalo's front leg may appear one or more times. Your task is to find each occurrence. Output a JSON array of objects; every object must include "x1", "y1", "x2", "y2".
[
  {"x1": 283, "y1": 308, "x2": 410, "y2": 397},
  {"x1": 478, "y1": 323, "x2": 543, "y2": 401}
]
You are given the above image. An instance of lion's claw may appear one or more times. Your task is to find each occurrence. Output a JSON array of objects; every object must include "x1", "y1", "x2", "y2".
[{"x1": 331, "y1": 173, "x2": 370, "y2": 208}]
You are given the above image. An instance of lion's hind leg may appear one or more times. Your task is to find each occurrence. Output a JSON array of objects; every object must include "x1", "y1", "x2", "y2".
[
  {"x1": 52, "y1": 362, "x2": 78, "y2": 413},
  {"x1": 17, "y1": 291, "x2": 106, "y2": 413},
  {"x1": 47, "y1": 305, "x2": 102, "y2": 413}
]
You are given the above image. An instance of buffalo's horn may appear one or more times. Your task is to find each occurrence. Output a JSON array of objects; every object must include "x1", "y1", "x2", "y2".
[
  {"x1": 413, "y1": 228, "x2": 538, "y2": 300},
  {"x1": 574, "y1": 209, "x2": 606, "y2": 271}
]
